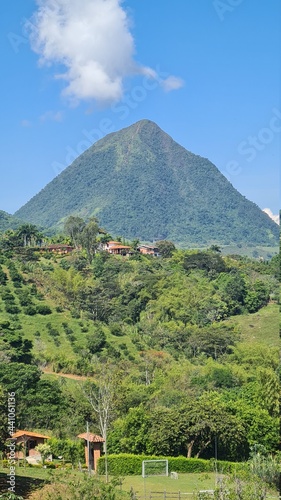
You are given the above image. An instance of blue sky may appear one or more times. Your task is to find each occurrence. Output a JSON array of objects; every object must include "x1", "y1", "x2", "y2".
[{"x1": 1, "y1": 0, "x2": 280, "y2": 216}]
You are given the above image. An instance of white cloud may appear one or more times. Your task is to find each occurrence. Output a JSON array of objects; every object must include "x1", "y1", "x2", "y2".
[
  {"x1": 27, "y1": 0, "x2": 184, "y2": 105},
  {"x1": 40, "y1": 110, "x2": 64, "y2": 122},
  {"x1": 161, "y1": 76, "x2": 185, "y2": 92},
  {"x1": 263, "y1": 208, "x2": 279, "y2": 225}
]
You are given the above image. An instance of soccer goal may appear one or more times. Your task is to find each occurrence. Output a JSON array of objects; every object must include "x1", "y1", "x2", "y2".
[{"x1": 142, "y1": 459, "x2": 168, "y2": 478}]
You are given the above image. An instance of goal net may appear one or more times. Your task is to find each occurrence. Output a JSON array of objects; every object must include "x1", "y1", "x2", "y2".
[{"x1": 142, "y1": 459, "x2": 168, "y2": 478}]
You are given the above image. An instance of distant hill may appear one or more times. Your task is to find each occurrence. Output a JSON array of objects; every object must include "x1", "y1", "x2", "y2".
[
  {"x1": 0, "y1": 210, "x2": 24, "y2": 233},
  {"x1": 15, "y1": 120, "x2": 279, "y2": 247}
]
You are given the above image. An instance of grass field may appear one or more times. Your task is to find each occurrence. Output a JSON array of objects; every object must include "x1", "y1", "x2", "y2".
[
  {"x1": 0, "y1": 467, "x2": 218, "y2": 498},
  {"x1": 220, "y1": 245, "x2": 279, "y2": 259},
  {"x1": 120, "y1": 474, "x2": 280, "y2": 499},
  {"x1": 121, "y1": 473, "x2": 218, "y2": 496},
  {"x1": 226, "y1": 302, "x2": 279, "y2": 347},
  {"x1": 0, "y1": 467, "x2": 279, "y2": 499}
]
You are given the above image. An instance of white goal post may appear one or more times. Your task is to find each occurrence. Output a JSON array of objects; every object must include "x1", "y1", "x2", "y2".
[{"x1": 142, "y1": 459, "x2": 168, "y2": 478}]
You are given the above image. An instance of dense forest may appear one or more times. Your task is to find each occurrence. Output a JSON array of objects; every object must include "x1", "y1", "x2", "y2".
[
  {"x1": 0, "y1": 219, "x2": 279, "y2": 482},
  {"x1": 0, "y1": 211, "x2": 23, "y2": 233}
]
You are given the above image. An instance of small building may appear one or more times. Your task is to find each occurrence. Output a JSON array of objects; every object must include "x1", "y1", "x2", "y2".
[
  {"x1": 77, "y1": 433, "x2": 105, "y2": 471},
  {"x1": 44, "y1": 244, "x2": 74, "y2": 255},
  {"x1": 103, "y1": 241, "x2": 132, "y2": 255},
  {"x1": 12, "y1": 430, "x2": 51, "y2": 461},
  {"x1": 138, "y1": 245, "x2": 160, "y2": 256}
]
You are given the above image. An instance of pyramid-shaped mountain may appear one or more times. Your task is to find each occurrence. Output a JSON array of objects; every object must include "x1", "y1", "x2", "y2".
[{"x1": 15, "y1": 120, "x2": 278, "y2": 246}]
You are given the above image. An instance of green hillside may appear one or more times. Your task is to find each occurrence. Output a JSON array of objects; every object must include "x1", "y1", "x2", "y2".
[
  {"x1": 0, "y1": 210, "x2": 24, "y2": 233},
  {"x1": 0, "y1": 250, "x2": 278, "y2": 370},
  {"x1": 14, "y1": 120, "x2": 279, "y2": 247},
  {"x1": 0, "y1": 234, "x2": 279, "y2": 463}
]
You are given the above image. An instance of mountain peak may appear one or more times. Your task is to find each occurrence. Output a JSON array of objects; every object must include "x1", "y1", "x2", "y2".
[
  {"x1": 115, "y1": 119, "x2": 169, "y2": 142},
  {"x1": 14, "y1": 120, "x2": 279, "y2": 247}
]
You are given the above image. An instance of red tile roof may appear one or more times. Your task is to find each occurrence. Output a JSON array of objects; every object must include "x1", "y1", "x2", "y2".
[
  {"x1": 12, "y1": 430, "x2": 51, "y2": 439},
  {"x1": 109, "y1": 245, "x2": 131, "y2": 250},
  {"x1": 77, "y1": 433, "x2": 105, "y2": 443}
]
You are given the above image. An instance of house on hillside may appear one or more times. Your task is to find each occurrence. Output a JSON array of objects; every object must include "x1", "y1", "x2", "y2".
[
  {"x1": 103, "y1": 241, "x2": 132, "y2": 256},
  {"x1": 137, "y1": 244, "x2": 160, "y2": 256},
  {"x1": 11, "y1": 430, "x2": 51, "y2": 461},
  {"x1": 77, "y1": 433, "x2": 105, "y2": 471}
]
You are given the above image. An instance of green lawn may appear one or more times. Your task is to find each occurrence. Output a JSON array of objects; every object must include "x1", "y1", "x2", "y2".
[
  {"x1": 121, "y1": 473, "x2": 218, "y2": 495},
  {"x1": 220, "y1": 245, "x2": 279, "y2": 259},
  {"x1": 225, "y1": 303, "x2": 279, "y2": 347},
  {"x1": 0, "y1": 467, "x2": 278, "y2": 499},
  {"x1": 0, "y1": 467, "x2": 219, "y2": 498}
]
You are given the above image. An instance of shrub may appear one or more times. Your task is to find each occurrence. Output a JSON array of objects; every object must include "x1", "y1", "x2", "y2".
[
  {"x1": 64, "y1": 327, "x2": 74, "y2": 335},
  {"x1": 45, "y1": 462, "x2": 56, "y2": 469},
  {"x1": 97, "y1": 454, "x2": 239, "y2": 476},
  {"x1": 5, "y1": 305, "x2": 20, "y2": 314},
  {"x1": 110, "y1": 323, "x2": 124, "y2": 336},
  {"x1": 2, "y1": 292, "x2": 15, "y2": 302},
  {"x1": 19, "y1": 297, "x2": 33, "y2": 307},
  {"x1": 9, "y1": 269, "x2": 23, "y2": 283},
  {"x1": 36, "y1": 304, "x2": 52, "y2": 315},
  {"x1": 49, "y1": 328, "x2": 59, "y2": 337},
  {"x1": 0, "y1": 268, "x2": 7, "y2": 285},
  {"x1": 13, "y1": 282, "x2": 22, "y2": 289},
  {"x1": 24, "y1": 305, "x2": 37, "y2": 316},
  {"x1": 86, "y1": 330, "x2": 106, "y2": 354},
  {"x1": 71, "y1": 309, "x2": 80, "y2": 319},
  {"x1": 0, "y1": 320, "x2": 11, "y2": 329}
]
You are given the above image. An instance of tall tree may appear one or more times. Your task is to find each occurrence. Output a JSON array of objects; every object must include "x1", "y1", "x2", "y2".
[
  {"x1": 181, "y1": 392, "x2": 247, "y2": 460},
  {"x1": 64, "y1": 216, "x2": 85, "y2": 248},
  {"x1": 17, "y1": 224, "x2": 39, "y2": 247},
  {"x1": 82, "y1": 363, "x2": 117, "y2": 482},
  {"x1": 79, "y1": 217, "x2": 104, "y2": 264},
  {"x1": 156, "y1": 240, "x2": 176, "y2": 258}
]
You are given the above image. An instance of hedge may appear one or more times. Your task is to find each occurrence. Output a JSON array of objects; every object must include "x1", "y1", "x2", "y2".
[{"x1": 97, "y1": 454, "x2": 242, "y2": 476}]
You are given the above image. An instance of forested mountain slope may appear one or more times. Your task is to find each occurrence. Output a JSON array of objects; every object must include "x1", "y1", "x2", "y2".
[
  {"x1": 15, "y1": 120, "x2": 279, "y2": 247},
  {"x1": 0, "y1": 210, "x2": 25, "y2": 233}
]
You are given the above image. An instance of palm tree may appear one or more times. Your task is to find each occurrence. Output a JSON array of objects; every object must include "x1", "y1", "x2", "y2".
[
  {"x1": 35, "y1": 232, "x2": 45, "y2": 247},
  {"x1": 17, "y1": 224, "x2": 39, "y2": 247}
]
